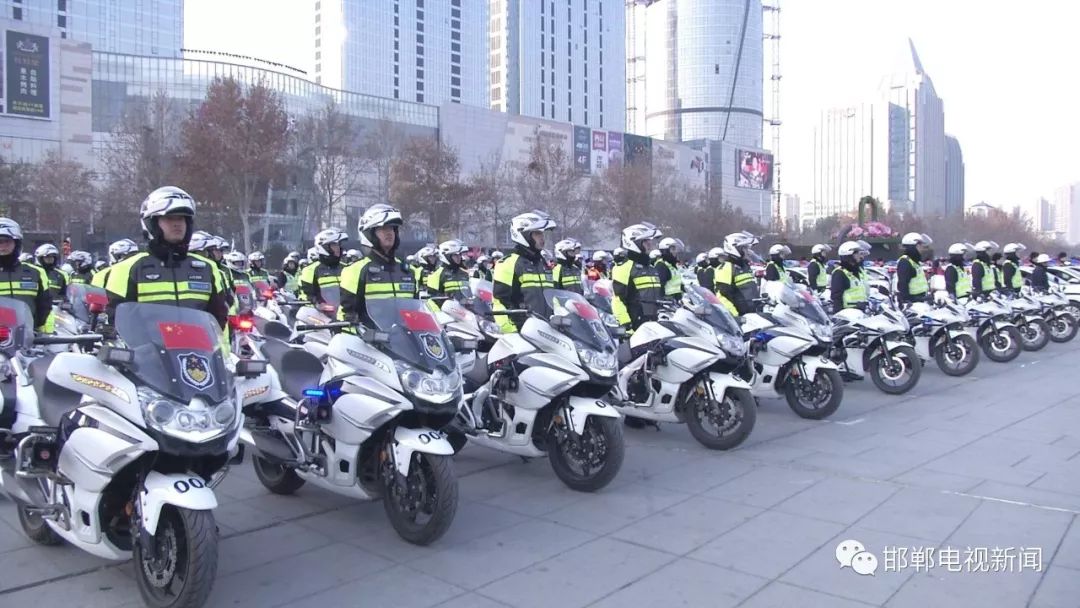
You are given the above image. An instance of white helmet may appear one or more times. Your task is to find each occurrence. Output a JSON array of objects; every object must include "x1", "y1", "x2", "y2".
[
  {"x1": 108, "y1": 238, "x2": 139, "y2": 264},
  {"x1": 613, "y1": 247, "x2": 628, "y2": 260},
  {"x1": 1003, "y1": 242, "x2": 1027, "y2": 255},
  {"x1": 649, "y1": 249, "x2": 662, "y2": 261},
  {"x1": 344, "y1": 248, "x2": 361, "y2": 260},
  {"x1": 477, "y1": 255, "x2": 490, "y2": 265},
  {"x1": 491, "y1": 250, "x2": 504, "y2": 260},
  {"x1": 358, "y1": 203, "x2": 403, "y2": 249},
  {"x1": 768, "y1": 243, "x2": 792, "y2": 258},
  {"x1": 708, "y1": 246, "x2": 725, "y2": 260},
  {"x1": 554, "y1": 238, "x2": 582, "y2": 262},
  {"x1": 140, "y1": 186, "x2": 195, "y2": 240},
  {"x1": 811, "y1": 243, "x2": 832, "y2": 256},
  {"x1": 416, "y1": 244, "x2": 438, "y2": 265},
  {"x1": 973, "y1": 240, "x2": 999, "y2": 253},
  {"x1": 901, "y1": 232, "x2": 933, "y2": 247},
  {"x1": 68, "y1": 250, "x2": 93, "y2": 272},
  {"x1": 314, "y1": 228, "x2": 347, "y2": 257},
  {"x1": 510, "y1": 210, "x2": 557, "y2": 250},
  {"x1": 838, "y1": 240, "x2": 867, "y2": 259},
  {"x1": 60, "y1": 263, "x2": 73, "y2": 274},
  {"x1": 621, "y1": 223, "x2": 661, "y2": 254},
  {"x1": 284, "y1": 251, "x2": 301, "y2": 265},
  {"x1": 438, "y1": 239, "x2": 469, "y2": 265},
  {"x1": 405, "y1": 254, "x2": 416, "y2": 264},
  {"x1": 248, "y1": 251, "x2": 266, "y2": 264},
  {"x1": 0, "y1": 218, "x2": 23, "y2": 246},
  {"x1": 947, "y1": 242, "x2": 974, "y2": 256},
  {"x1": 591, "y1": 250, "x2": 609, "y2": 263},
  {"x1": 306, "y1": 247, "x2": 319, "y2": 263},
  {"x1": 657, "y1": 237, "x2": 684, "y2": 253},
  {"x1": 722, "y1": 231, "x2": 758, "y2": 260},
  {"x1": 224, "y1": 250, "x2": 248, "y2": 272},
  {"x1": 35, "y1": 243, "x2": 60, "y2": 263},
  {"x1": 215, "y1": 236, "x2": 231, "y2": 252},
  {"x1": 188, "y1": 230, "x2": 215, "y2": 252},
  {"x1": 94, "y1": 260, "x2": 107, "y2": 271},
  {"x1": 695, "y1": 252, "x2": 707, "y2": 264},
  {"x1": 18, "y1": 253, "x2": 33, "y2": 263},
  {"x1": 1034, "y1": 253, "x2": 1051, "y2": 264}
]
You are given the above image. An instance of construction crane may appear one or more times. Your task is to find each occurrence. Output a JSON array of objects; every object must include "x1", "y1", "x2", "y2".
[{"x1": 764, "y1": 1, "x2": 783, "y2": 231}]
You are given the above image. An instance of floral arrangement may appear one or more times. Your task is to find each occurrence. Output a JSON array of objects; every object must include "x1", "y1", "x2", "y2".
[{"x1": 834, "y1": 221, "x2": 896, "y2": 240}]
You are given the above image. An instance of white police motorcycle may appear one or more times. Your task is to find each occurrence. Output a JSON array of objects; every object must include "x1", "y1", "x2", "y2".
[
  {"x1": 0, "y1": 299, "x2": 249, "y2": 608},
  {"x1": 831, "y1": 292, "x2": 922, "y2": 394}
]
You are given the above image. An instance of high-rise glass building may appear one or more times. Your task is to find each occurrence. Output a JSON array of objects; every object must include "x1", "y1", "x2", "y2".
[
  {"x1": 629, "y1": 0, "x2": 763, "y2": 147},
  {"x1": 315, "y1": 0, "x2": 488, "y2": 108},
  {"x1": 944, "y1": 134, "x2": 964, "y2": 217},
  {"x1": 6, "y1": 0, "x2": 183, "y2": 56},
  {"x1": 490, "y1": 0, "x2": 625, "y2": 130}
]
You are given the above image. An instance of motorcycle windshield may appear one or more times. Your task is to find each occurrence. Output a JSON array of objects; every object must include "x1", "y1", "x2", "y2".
[
  {"x1": 252, "y1": 279, "x2": 273, "y2": 301},
  {"x1": 686, "y1": 286, "x2": 742, "y2": 337},
  {"x1": 587, "y1": 279, "x2": 614, "y2": 314},
  {"x1": 0, "y1": 297, "x2": 34, "y2": 356},
  {"x1": 114, "y1": 302, "x2": 230, "y2": 403},
  {"x1": 771, "y1": 282, "x2": 831, "y2": 326},
  {"x1": 233, "y1": 282, "x2": 254, "y2": 315},
  {"x1": 318, "y1": 285, "x2": 340, "y2": 315},
  {"x1": 367, "y1": 297, "x2": 456, "y2": 374},
  {"x1": 544, "y1": 289, "x2": 616, "y2": 352},
  {"x1": 468, "y1": 280, "x2": 494, "y2": 317},
  {"x1": 66, "y1": 284, "x2": 109, "y2": 323}
]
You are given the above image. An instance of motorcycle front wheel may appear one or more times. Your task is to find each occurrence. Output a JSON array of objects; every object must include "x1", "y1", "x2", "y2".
[
  {"x1": 934, "y1": 334, "x2": 979, "y2": 376},
  {"x1": 381, "y1": 451, "x2": 458, "y2": 546},
  {"x1": 1048, "y1": 313, "x2": 1078, "y2": 343},
  {"x1": 1019, "y1": 318, "x2": 1051, "y2": 351},
  {"x1": 685, "y1": 384, "x2": 756, "y2": 450},
  {"x1": 549, "y1": 415, "x2": 624, "y2": 492},
  {"x1": 980, "y1": 326, "x2": 1022, "y2": 362},
  {"x1": 784, "y1": 368, "x2": 843, "y2": 420},
  {"x1": 133, "y1": 506, "x2": 218, "y2": 608},
  {"x1": 869, "y1": 345, "x2": 922, "y2": 395}
]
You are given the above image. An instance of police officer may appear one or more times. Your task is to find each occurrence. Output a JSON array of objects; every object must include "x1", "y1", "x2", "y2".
[
  {"x1": 944, "y1": 243, "x2": 974, "y2": 302},
  {"x1": 35, "y1": 243, "x2": 67, "y2": 301},
  {"x1": 714, "y1": 232, "x2": 760, "y2": 317},
  {"x1": 299, "y1": 228, "x2": 348, "y2": 307},
  {"x1": 426, "y1": 239, "x2": 471, "y2": 297},
  {"x1": 764, "y1": 244, "x2": 792, "y2": 284},
  {"x1": 586, "y1": 250, "x2": 610, "y2": 281},
  {"x1": 654, "y1": 237, "x2": 684, "y2": 298},
  {"x1": 970, "y1": 240, "x2": 999, "y2": 300},
  {"x1": 807, "y1": 244, "x2": 832, "y2": 294},
  {"x1": 0, "y1": 219, "x2": 52, "y2": 332},
  {"x1": 223, "y1": 250, "x2": 255, "y2": 312},
  {"x1": 1001, "y1": 243, "x2": 1027, "y2": 295},
  {"x1": 896, "y1": 232, "x2": 932, "y2": 305},
  {"x1": 66, "y1": 251, "x2": 94, "y2": 285},
  {"x1": 339, "y1": 204, "x2": 416, "y2": 327},
  {"x1": 275, "y1": 252, "x2": 302, "y2": 294},
  {"x1": 612, "y1": 247, "x2": 628, "y2": 267},
  {"x1": 91, "y1": 238, "x2": 139, "y2": 288},
  {"x1": 104, "y1": 187, "x2": 230, "y2": 328},
  {"x1": 693, "y1": 252, "x2": 709, "y2": 286},
  {"x1": 612, "y1": 223, "x2": 663, "y2": 331},
  {"x1": 472, "y1": 255, "x2": 493, "y2": 282},
  {"x1": 247, "y1": 251, "x2": 270, "y2": 281},
  {"x1": 700, "y1": 247, "x2": 725, "y2": 292},
  {"x1": 492, "y1": 211, "x2": 557, "y2": 332},
  {"x1": 830, "y1": 241, "x2": 870, "y2": 312},
  {"x1": 413, "y1": 244, "x2": 439, "y2": 291},
  {"x1": 342, "y1": 248, "x2": 361, "y2": 266},
  {"x1": 1030, "y1": 253, "x2": 1051, "y2": 292},
  {"x1": 553, "y1": 238, "x2": 584, "y2": 294}
]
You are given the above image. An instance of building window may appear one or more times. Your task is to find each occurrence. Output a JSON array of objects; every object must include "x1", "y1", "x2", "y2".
[
  {"x1": 416, "y1": 9, "x2": 423, "y2": 19},
  {"x1": 451, "y1": 19, "x2": 460, "y2": 28},
  {"x1": 417, "y1": 57, "x2": 424, "y2": 67},
  {"x1": 541, "y1": 87, "x2": 545, "y2": 101},
  {"x1": 13, "y1": 7, "x2": 22, "y2": 19},
  {"x1": 451, "y1": 31, "x2": 460, "y2": 41},
  {"x1": 394, "y1": 40, "x2": 399, "y2": 50},
  {"x1": 452, "y1": 7, "x2": 460, "y2": 18},
  {"x1": 58, "y1": 14, "x2": 66, "y2": 27},
  {"x1": 451, "y1": 76, "x2": 460, "y2": 86},
  {"x1": 394, "y1": 90, "x2": 400, "y2": 99},
  {"x1": 57, "y1": 0, "x2": 67, "y2": 11},
  {"x1": 541, "y1": 102, "x2": 546, "y2": 115},
  {"x1": 416, "y1": 0, "x2": 423, "y2": 7},
  {"x1": 394, "y1": 16, "x2": 398, "y2": 25},
  {"x1": 451, "y1": 42, "x2": 460, "y2": 52},
  {"x1": 394, "y1": 64, "x2": 399, "y2": 74},
  {"x1": 417, "y1": 34, "x2": 424, "y2": 44},
  {"x1": 452, "y1": 0, "x2": 460, "y2": 6},
  {"x1": 451, "y1": 64, "x2": 460, "y2": 75},
  {"x1": 416, "y1": 45, "x2": 423, "y2": 55},
  {"x1": 418, "y1": 22, "x2": 424, "y2": 32},
  {"x1": 417, "y1": 81, "x2": 424, "y2": 91},
  {"x1": 451, "y1": 88, "x2": 460, "y2": 98},
  {"x1": 451, "y1": 53, "x2": 460, "y2": 63},
  {"x1": 417, "y1": 93, "x2": 424, "y2": 103},
  {"x1": 394, "y1": 77, "x2": 399, "y2": 86},
  {"x1": 417, "y1": 69, "x2": 424, "y2": 79}
]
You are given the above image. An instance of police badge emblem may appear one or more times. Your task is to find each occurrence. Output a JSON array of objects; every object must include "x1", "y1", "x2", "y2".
[
  {"x1": 420, "y1": 333, "x2": 446, "y2": 360},
  {"x1": 178, "y1": 352, "x2": 213, "y2": 389}
]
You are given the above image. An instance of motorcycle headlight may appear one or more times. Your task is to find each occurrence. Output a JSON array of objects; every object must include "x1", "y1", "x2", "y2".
[
  {"x1": 138, "y1": 387, "x2": 235, "y2": 442},
  {"x1": 394, "y1": 360, "x2": 461, "y2": 403},
  {"x1": 812, "y1": 323, "x2": 833, "y2": 341},
  {"x1": 480, "y1": 319, "x2": 503, "y2": 338},
  {"x1": 578, "y1": 346, "x2": 617, "y2": 376},
  {"x1": 601, "y1": 311, "x2": 620, "y2": 328},
  {"x1": 719, "y1": 334, "x2": 746, "y2": 357}
]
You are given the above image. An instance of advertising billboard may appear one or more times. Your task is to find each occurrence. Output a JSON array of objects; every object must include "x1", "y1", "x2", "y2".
[
  {"x1": 5, "y1": 30, "x2": 50, "y2": 119},
  {"x1": 735, "y1": 148, "x2": 773, "y2": 190},
  {"x1": 607, "y1": 132, "x2": 623, "y2": 168},
  {"x1": 573, "y1": 126, "x2": 591, "y2": 174},
  {"x1": 590, "y1": 130, "x2": 607, "y2": 172}
]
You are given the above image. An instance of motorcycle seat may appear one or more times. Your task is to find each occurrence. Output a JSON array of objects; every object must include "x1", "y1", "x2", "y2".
[
  {"x1": 254, "y1": 317, "x2": 292, "y2": 341},
  {"x1": 29, "y1": 354, "x2": 83, "y2": 426},
  {"x1": 258, "y1": 338, "x2": 324, "y2": 401},
  {"x1": 464, "y1": 352, "x2": 490, "y2": 388}
]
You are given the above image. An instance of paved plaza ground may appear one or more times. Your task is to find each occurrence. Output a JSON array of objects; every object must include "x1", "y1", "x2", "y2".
[{"x1": 3, "y1": 340, "x2": 1080, "y2": 607}]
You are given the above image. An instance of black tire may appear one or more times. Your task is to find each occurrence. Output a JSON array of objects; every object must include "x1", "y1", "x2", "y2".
[
  {"x1": 16, "y1": 502, "x2": 63, "y2": 545},
  {"x1": 784, "y1": 368, "x2": 843, "y2": 420},
  {"x1": 934, "y1": 334, "x2": 979, "y2": 376},
  {"x1": 251, "y1": 455, "x2": 305, "y2": 495},
  {"x1": 1048, "y1": 314, "x2": 1078, "y2": 343},
  {"x1": 382, "y1": 453, "x2": 458, "y2": 546},
  {"x1": 134, "y1": 507, "x2": 218, "y2": 608},
  {"x1": 1019, "y1": 318, "x2": 1051, "y2": 351},
  {"x1": 549, "y1": 416, "x2": 625, "y2": 492},
  {"x1": 980, "y1": 326, "x2": 1022, "y2": 363},
  {"x1": 868, "y1": 345, "x2": 922, "y2": 395},
  {"x1": 685, "y1": 386, "x2": 756, "y2": 450}
]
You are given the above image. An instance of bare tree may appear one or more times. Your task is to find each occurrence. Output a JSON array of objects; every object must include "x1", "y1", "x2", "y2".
[
  {"x1": 389, "y1": 138, "x2": 471, "y2": 241},
  {"x1": 178, "y1": 77, "x2": 289, "y2": 249},
  {"x1": 0, "y1": 155, "x2": 34, "y2": 224},
  {"x1": 362, "y1": 118, "x2": 408, "y2": 204},
  {"x1": 293, "y1": 101, "x2": 368, "y2": 229},
  {"x1": 503, "y1": 139, "x2": 592, "y2": 240},
  {"x1": 591, "y1": 160, "x2": 654, "y2": 230},
  {"x1": 30, "y1": 150, "x2": 97, "y2": 243}
]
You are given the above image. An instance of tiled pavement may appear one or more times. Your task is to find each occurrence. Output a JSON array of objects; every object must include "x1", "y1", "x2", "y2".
[{"x1": 4, "y1": 341, "x2": 1080, "y2": 607}]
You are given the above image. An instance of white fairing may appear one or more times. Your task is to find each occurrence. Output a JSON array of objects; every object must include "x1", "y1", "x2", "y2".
[
  {"x1": 566, "y1": 396, "x2": 619, "y2": 434},
  {"x1": 487, "y1": 332, "x2": 534, "y2": 365},
  {"x1": 296, "y1": 306, "x2": 334, "y2": 344},
  {"x1": 507, "y1": 353, "x2": 587, "y2": 410},
  {"x1": 139, "y1": 471, "x2": 218, "y2": 535},
  {"x1": 58, "y1": 405, "x2": 156, "y2": 493},
  {"x1": 520, "y1": 317, "x2": 578, "y2": 363},
  {"x1": 325, "y1": 333, "x2": 402, "y2": 393},
  {"x1": 741, "y1": 313, "x2": 774, "y2": 334},
  {"x1": 391, "y1": 427, "x2": 455, "y2": 476},
  {"x1": 629, "y1": 321, "x2": 676, "y2": 348},
  {"x1": 46, "y1": 352, "x2": 141, "y2": 425},
  {"x1": 763, "y1": 335, "x2": 812, "y2": 360}
]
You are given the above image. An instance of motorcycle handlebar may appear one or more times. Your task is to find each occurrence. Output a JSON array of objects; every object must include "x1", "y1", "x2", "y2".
[
  {"x1": 294, "y1": 322, "x2": 351, "y2": 332},
  {"x1": 490, "y1": 309, "x2": 529, "y2": 316},
  {"x1": 34, "y1": 333, "x2": 103, "y2": 345}
]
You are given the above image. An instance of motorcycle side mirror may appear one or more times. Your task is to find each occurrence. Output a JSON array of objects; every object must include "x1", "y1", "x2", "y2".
[
  {"x1": 362, "y1": 326, "x2": 390, "y2": 344},
  {"x1": 550, "y1": 315, "x2": 573, "y2": 329},
  {"x1": 235, "y1": 359, "x2": 267, "y2": 378},
  {"x1": 610, "y1": 326, "x2": 627, "y2": 338},
  {"x1": 98, "y1": 344, "x2": 134, "y2": 366},
  {"x1": 450, "y1": 336, "x2": 478, "y2": 351}
]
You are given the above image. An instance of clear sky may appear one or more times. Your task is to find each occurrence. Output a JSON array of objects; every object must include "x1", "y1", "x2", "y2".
[{"x1": 185, "y1": 0, "x2": 1080, "y2": 210}]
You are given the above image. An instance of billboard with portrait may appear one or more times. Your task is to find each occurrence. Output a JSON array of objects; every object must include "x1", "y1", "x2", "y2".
[{"x1": 735, "y1": 148, "x2": 772, "y2": 190}]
